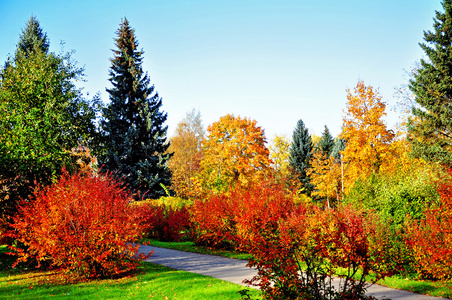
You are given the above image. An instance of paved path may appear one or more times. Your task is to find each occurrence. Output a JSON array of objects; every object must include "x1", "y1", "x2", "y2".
[{"x1": 138, "y1": 245, "x2": 448, "y2": 300}]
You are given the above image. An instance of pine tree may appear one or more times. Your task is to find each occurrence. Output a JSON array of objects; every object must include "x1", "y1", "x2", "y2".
[
  {"x1": 289, "y1": 119, "x2": 313, "y2": 194},
  {"x1": 319, "y1": 125, "x2": 334, "y2": 156},
  {"x1": 16, "y1": 15, "x2": 49, "y2": 58},
  {"x1": 408, "y1": 0, "x2": 452, "y2": 164},
  {"x1": 101, "y1": 18, "x2": 171, "y2": 199}
]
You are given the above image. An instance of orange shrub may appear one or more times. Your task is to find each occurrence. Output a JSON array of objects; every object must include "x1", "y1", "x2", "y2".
[
  {"x1": 191, "y1": 182, "x2": 398, "y2": 299},
  {"x1": 190, "y1": 181, "x2": 295, "y2": 249},
  {"x1": 9, "y1": 170, "x2": 151, "y2": 279},
  {"x1": 243, "y1": 205, "x2": 398, "y2": 299},
  {"x1": 405, "y1": 169, "x2": 452, "y2": 280}
]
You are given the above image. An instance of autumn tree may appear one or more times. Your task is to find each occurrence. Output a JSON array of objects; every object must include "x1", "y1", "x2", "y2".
[
  {"x1": 408, "y1": 0, "x2": 452, "y2": 164},
  {"x1": 308, "y1": 125, "x2": 341, "y2": 207},
  {"x1": 168, "y1": 109, "x2": 205, "y2": 198},
  {"x1": 340, "y1": 81, "x2": 395, "y2": 190},
  {"x1": 101, "y1": 18, "x2": 171, "y2": 198},
  {"x1": 0, "y1": 16, "x2": 99, "y2": 220},
  {"x1": 269, "y1": 135, "x2": 291, "y2": 182},
  {"x1": 308, "y1": 152, "x2": 342, "y2": 208},
  {"x1": 289, "y1": 119, "x2": 313, "y2": 194},
  {"x1": 196, "y1": 114, "x2": 272, "y2": 194}
]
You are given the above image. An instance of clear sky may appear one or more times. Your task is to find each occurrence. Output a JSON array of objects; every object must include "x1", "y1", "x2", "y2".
[{"x1": 0, "y1": 0, "x2": 443, "y2": 140}]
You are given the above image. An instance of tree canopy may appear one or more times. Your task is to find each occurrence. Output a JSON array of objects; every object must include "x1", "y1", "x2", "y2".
[
  {"x1": 340, "y1": 81, "x2": 394, "y2": 190},
  {"x1": 168, "y1": 109, "x2": 205, "y2": 198},
  {"x1": 0, "y1": 16, "x2": 99, "y2": 217},
  {"x1": 196, "y1": 114, "x2": 272, "y2": 194}
]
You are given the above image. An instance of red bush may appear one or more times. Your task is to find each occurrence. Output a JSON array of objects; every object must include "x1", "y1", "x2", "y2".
[
  {"x1": 242, "y1": 205, "x2": 398, "y2": 299},
  {"x1": 9, "y1": 170, "x2": 151, "y2": 279},
  {"x1": 134, "y1": 202, "x2": 191, "y2": 242},
  {"x1": 190, "y1": 182, "x2": 295, "y2": 249},
  {"x1": 405, "y1": 169, "x2": 452, "y2": 280},
  {"x1": 191, "y1": 182, "x2": 398, "y2": 299}
]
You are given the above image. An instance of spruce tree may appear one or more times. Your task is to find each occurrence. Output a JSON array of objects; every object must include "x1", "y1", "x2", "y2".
[
  {"x1": 101, "y1": 18, "x2": 171, "y2": 199},
  {"x1": 16, "y1": 15, "x2": 49, "y2": 58},
  {"x1": 408, "y1": 0, "x2": 452, "y2": 164},
  {"x1": 289, "y1": 119, "x2": 313, "y2": 194},
  {"x1": 319, "y1": 125, "x2": 334, "y2": 157}
]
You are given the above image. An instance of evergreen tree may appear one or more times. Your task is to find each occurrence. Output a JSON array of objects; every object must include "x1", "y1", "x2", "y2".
[
  {"x1": 289, "y1": 119, "x2": 313, "y2": 194},
  {"x1": 319, "y1": 125, "x2": 334, "y2": 156},
  {"x1": 101, "y1": 18, "x2": 171, "y2": 199},
  {"x1": 408, "y1": 0, "x2": 452, "y2": 164},
  {"x1": 16, "y1": 15, "x2": 49, "y2": 58}
]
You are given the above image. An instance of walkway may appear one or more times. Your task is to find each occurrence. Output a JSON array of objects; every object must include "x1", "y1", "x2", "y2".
[{"x1": 138, "y1": 245, "x2": 448, "y2": 300}]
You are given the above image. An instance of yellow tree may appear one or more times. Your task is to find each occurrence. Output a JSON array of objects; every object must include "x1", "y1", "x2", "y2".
[
  {"x1": 311, "y1": 134, "x2": 321, "y2": 151},
  {"x1": 269, "y1": 135, "x2": 291, "y2": 182},
  {"x1": 341, "y1": 81, "x2": 395, "y2": 190},
  {"x1": 196, "y1": 114, "x2": 272, "y2": 194},
  {"x1": 307, "y1": 151, "x2": 342, "y2": 208},
  {"x1": 167, "y1": 109, "x2": 204, "y2": 198}
]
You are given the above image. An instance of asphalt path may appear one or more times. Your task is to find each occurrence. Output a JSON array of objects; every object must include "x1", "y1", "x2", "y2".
[{"x1": 138, "y1": 245, "x2": 448, "y2": 300}]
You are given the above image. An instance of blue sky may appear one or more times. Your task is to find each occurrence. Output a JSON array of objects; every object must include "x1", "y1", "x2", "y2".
[{"x1": 0, "y1": 0, "x2": 443, "y2": 140}]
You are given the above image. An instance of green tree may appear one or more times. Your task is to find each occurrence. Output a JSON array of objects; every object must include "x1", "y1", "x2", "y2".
[
  {"x1": 318, "y1": 125, "x2": 334, "y2": 156},
  {"x1": 16, "y1": 15, "x2": 49, "y2": 58},
  {"x1": 0, "y1": 16, "x2": 99, "y2": 218},
  {"x1": 289, "y1": 119, "x2": 313, "y2": 194},
  {"x1": 408, "y1": 0, "x2": 452, "y2": 164},
  {"x1": 101, "y1": 18, "x2": 171, "y2": 199}
]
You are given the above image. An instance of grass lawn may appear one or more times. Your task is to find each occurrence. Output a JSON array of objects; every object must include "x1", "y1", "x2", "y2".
[
  {"x1": 376, "y1": 275, "x2": 452, "y2": 299},
  {"x1": 146, "y1": 240, "x2": 452, "y2": 299},
  {"x1": 0, "y1": 245, "x2": 262, "y2": 300}
]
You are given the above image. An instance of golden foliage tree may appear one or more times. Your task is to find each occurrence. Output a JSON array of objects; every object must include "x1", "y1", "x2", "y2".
[
  {"x1": 269, "y1": 135, "x2": 291, "y2": 182},
  {"x1": 307, "y1": 151, "x2": 341, "y2": 208},
  {"x1": 196, "y1": 114, "x2": 272, "y2": 194},
  {"x1": 167, "y1": 109, "x2": 204, "y2": 198},
  {"x1": 341, "y1": 81, "x2": 395, "y2": 190}
]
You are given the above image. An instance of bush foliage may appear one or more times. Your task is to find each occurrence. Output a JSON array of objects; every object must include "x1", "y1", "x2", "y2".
[
  {"x1": 133, "y1": 196, "x2": 191, "y2": 242},
  {"x1": 191, "y1": 182, "x2": 399, "y2": 299},
  {"x1": 405, "y1": 168, "x2": 452, "y2": 280},
  {"x1": 9, "y1": 170, "x2": 150, "y2": 279}
]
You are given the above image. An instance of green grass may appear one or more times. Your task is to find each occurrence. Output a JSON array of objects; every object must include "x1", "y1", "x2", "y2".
[
  {"x1": 375, "y1": 274, "x2": 452, "y2": 299},
  {"x1": 0, "y1": 245, "x2": 262, "y2": 300},
  {"x1": 143, "y1": 239, "x2": 253, "y2": 260}
]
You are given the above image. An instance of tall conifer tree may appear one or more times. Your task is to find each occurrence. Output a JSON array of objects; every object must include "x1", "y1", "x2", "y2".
[
  {"x1": 408, "y1": 0, "x2": 452, "y2": 164},
  {"x1": 319, "y1": 125, "x2": 334, "y2": 157},
  {"x1": 101, "y1": 18, "x2": 171, "y2": 198},
  {"x1": 289, "y1": 119, "x2": 313, "y2": 194}
]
